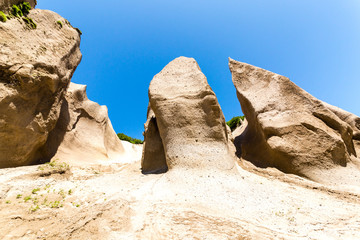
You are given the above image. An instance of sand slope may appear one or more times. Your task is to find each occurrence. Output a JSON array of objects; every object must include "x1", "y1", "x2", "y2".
[{"x1": 1, "y1": 148, "x2": 360, "y2": 240}]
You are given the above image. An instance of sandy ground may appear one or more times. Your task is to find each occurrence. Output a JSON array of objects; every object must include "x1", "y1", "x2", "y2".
[{"x1": 1, "y1": 143, "x2": 360, "y2": 240}]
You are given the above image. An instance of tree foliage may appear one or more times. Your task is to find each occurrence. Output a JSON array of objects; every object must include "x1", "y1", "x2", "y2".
[
  {"x1": 117, "y1": 133, "x2": 143, "y2": 144},
  {"x1": 226, "y1": 116, "x2": 245, "y2": 131}
]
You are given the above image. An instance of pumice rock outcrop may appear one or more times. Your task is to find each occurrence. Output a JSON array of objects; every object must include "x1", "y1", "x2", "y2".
[
  {"x1": 0, "y1": 5, "x2": 82, "y2": 167},
  {"x1": 229, "y1": 58, "x2": 360, "y2": 183},
  {"x1": 322, "y1": 102, "x2": 360, "y2": 156},
  {"x1": 142, "y1": 57, "x2": 236, "y2": 173},
  {"x1": 41, "y1": 83, "x2": 127, "y2": 165}
]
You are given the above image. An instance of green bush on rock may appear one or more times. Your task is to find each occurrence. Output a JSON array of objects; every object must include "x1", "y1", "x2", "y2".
[
  {"x1": 56, "y1": 20, "x2": 63, "y2": 28},
  {"x1": 226, "y1": 116, "x2": 245, "y2": 131},
  {"x1": 117, "y1": 133, "x2": 143, "y2": 144},
  {"x1": 19, "y1": 2, "x2": 31, "y2": 15},
  {"x1": 11, "y1": 4, "x2": 23, "y2": 17},
  {"x1": 11, "y1": 2, "x2": 31, "y2": 17},
  {"x1": 9, "y1": 2, "x2": 36, "y2": 29},
  {"x1": 0, "y1": 11, "x2": 7, "y2": 22},
  {"x1": 23, "y1": 16, "x2": 36, "y2": 29}
]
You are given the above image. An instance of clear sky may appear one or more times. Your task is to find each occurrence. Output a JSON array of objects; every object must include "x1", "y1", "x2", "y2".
[{"x1": 37, "y1": 0, "x2": 360, "y2": 139}]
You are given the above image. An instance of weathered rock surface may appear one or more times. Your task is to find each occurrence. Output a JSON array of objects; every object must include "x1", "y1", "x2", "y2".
[
  {"x1": 0, "y1": 0, "x2": 36, "y2": 11},
  {"x1": 142, "y1": 57, "x2": 235, "y2": 173},
  {"x1": 323, "y1": 101, "x2": 360, "y2": 156},
  {"x1": 322, "y1": 102, "x2": 360, "y2": 150},
  {"x1": 1, "y1": 148, "x2": 360, "y2": 239},
  {"x1": 0, "y1": 8, "x2": 81, "y2": 168},
  {"x1": 41, "y1": 83, "x2": 129, "y2": 165},
  {"x1": 229, "y1": 58, "x2": 360, "y2": 183},
  {"x1": 232, "y1": 118, "x2": 248, "y2": 158},
  {"x1": 141, "y1": 106, "x2": 167, "y2": 174}
]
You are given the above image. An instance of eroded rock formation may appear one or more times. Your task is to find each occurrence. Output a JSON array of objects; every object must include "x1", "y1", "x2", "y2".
[
  {"x1": 40, "y1": 83, "x2": 127, "y2": 165},
  {"x1": 142, "y1": 57, "x2": 235, "y2": 173},
  {"x1": 229, "y1": 58, "x2": 360, "y2": 182},
  {"x1": 0, "y1": 6, "x2": 81, "y2": 167},
  {"x1": 323, "y1": 102, "x2": 360, "y2": 156}
]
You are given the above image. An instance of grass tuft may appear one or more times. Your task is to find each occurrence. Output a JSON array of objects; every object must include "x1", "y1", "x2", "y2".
[
  {"x1": 11, "y1": 4, "x2": 23, "y2": 17},
  {"x1": 24, "y1": 195, "x2": 31, "y2": 202},
  {"x1": 22, "y1": 17, "x2": 37, "y2": 29},
  {"x1": 56, "y1": 20, "x2": 63, "y2": 28},
  {"x1": 30, "y1": 205, "x2": 39, "y2": 212},
  {"x1": 32, "y1": 188, "x2": 40, "y2": 194},
  {"x1": 19, "y1": 2, "x2": 31, "y2": 15},
  {"x1": 0, "y1": 11, "x2": 7, "y2": 22},
  {"x1": 9, "y1": 2, "x2": 37, "y2": 29}
]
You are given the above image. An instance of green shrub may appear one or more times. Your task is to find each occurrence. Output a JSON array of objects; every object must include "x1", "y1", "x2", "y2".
[
  {"x1": 117, "y1": 133, "x2": 143, "y2": 144},
  {"x1": 10, "y1": 2, "x2": 36, "y2": 29},
  {"x1": 12, "y1": 4, "x2": 23, "y2": 17},
  {"x1": 56, "y1": 20, "x2": 63, "y2": 28},
  {"x1": 226, "y1": 116, "x2": 245, "y2": 131},
  {"x1": 22, "y1": 17, "x2": 36, "y2": 29},
  {"x1": 19, "y1": 2, "x2": 31, "y2": 15},
  {"x1": 12, "y1": 2, "x2": 31, "y2": 17},
  {"x1": 0, "y1": 11, "x2": 7, "y2": 22},
  {"x1": 132, "y1": 139, "x2": 143, "y2": 144}
]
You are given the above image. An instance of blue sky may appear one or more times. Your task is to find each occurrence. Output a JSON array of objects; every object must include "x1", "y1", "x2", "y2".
[{"x1": 37, "y1": 1, "x2": 360, "y2": 139}]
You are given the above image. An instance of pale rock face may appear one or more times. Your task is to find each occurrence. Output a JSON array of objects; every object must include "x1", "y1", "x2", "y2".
[
  {"x1": 141, "y1": 106, "x2": 167, "y2": 174},
  {"x1": 41, "y1": 83, "x2": 127, "y2": 165},
  {"x1": 0, "y1": 9, "x2": 82, "y2": 167},
  {"x1": 142, "y1": 57, "x2": 236, "y2": 173},
  {"x1": 229, "y1": 58, "x2": 360, "y2": 183},
  {"x1": 0, "y1": 0, "x2": 36, "y2": 11},
  {"x1": 322, "y1": 102, "x2": 360, "y2": 156},
  {"x1": 232, "y1": 118, "x2": 248, "y2": 158}
]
